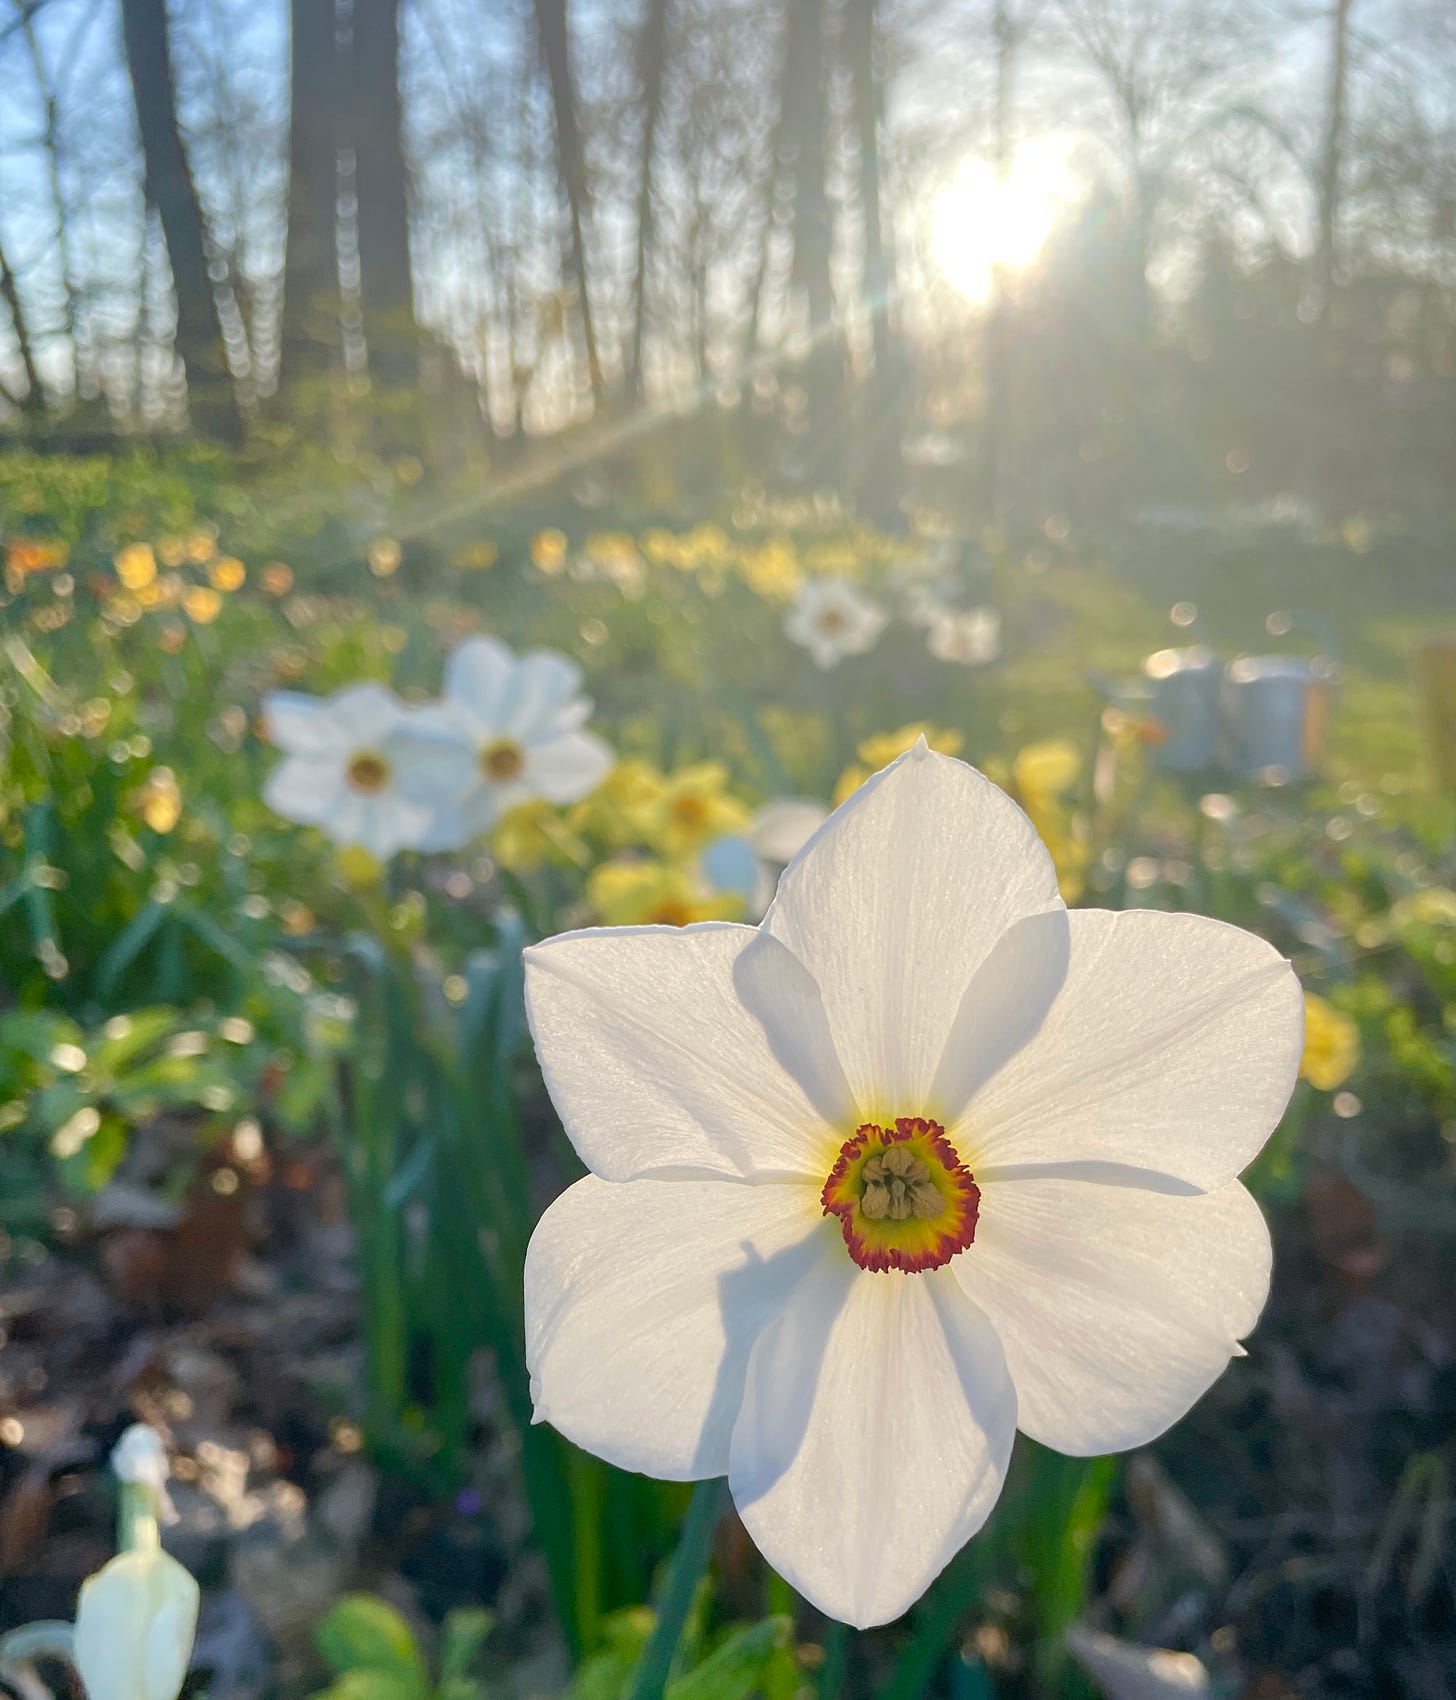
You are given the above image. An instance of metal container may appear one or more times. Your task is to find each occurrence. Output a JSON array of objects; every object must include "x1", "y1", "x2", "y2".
[
  {"x1": 1142, "y1": 645, "x2": 1223, "y2": 771},
  {"x1": 1223, "y1": 654, "x2": 1336, "y2": 783}
]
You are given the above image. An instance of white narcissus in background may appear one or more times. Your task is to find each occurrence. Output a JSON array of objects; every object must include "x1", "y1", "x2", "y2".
[
  {"x1": 262, "y1": 682, "x2": 453, "y2": 859},
  {"x1": 522, "y1": 743, "x2": 1303, "y2": 1629},
  {"x1": 410, "y1": 636, "x2": 613, "y2": 851},
  {"x1": 783, "y1": 577, "x2": 888, "y2": 669}
]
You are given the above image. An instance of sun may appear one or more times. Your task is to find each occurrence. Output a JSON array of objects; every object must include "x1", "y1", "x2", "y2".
[{"x1": 930, "y1": 142, "x2": 1076, "y2": 304}]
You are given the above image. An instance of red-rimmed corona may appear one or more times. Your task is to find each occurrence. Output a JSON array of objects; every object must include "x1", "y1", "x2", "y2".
[{"x1": 822, "y1": 1117, "x2": 979, "y2": 1272}]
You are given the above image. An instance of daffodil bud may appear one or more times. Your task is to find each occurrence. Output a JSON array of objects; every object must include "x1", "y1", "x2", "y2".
[{"x1": 72, "y1": 1546, "x2": 199, "y2": 1700}]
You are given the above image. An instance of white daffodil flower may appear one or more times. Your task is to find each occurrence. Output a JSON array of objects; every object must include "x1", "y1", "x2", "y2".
[
  {"x1": 702, "y1": 799, "x2": 830, "y2": 921},
  {"x1": 74, "y1": 1424, "x2": 197, "y2": 1700},
  {"x1": 522, "y1": 743, "x2": 1302, "y2": 1629},
  {"x1": 783, "y1": 578, "x2": 888, "y2": 670},
  {"x1": 927, "y1": 606, "x2": 1001, "y2": 666},
  {"x1": 262, "y1": 682, "x2": 456, "y2": 859},
  {"x1": 73, "y1": 1547, "x2": 199, "y2": 1700},
  {"x1": 408, "y1": 636, "x2": 614, "y2": 851}
]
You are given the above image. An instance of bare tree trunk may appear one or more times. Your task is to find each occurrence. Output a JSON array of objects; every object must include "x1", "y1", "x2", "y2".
[
  {"x1": 281, "y1": 0, "x2": 341, "y2": 396},
  {"x1": 626, "y1": 0, "x2": 671, "y2": 403},
  {"x1": 532, "y1": 0, "x2": 605, "y2": 407},
  {"x1": 119, "y1": 0, "x2": 242, "y2": 441},
  {"x1": 843, "y1": 0, "x2": 904, "y2": 515},
  {"x1": 783, "y1": 0, "x2": 840, "y2": 459},
  {"x1": 844, "y1": 0, "x2": 890, "y2": 375},
  {"x1": 352, "y1": 0, "x2": 418, "y2": 396},
  {"x1": 1315, "y1": 0, "x2": 1354, "y2": 321},
  {"x1": 0, "y1": 238, "x2": 46, "y2": 420}
]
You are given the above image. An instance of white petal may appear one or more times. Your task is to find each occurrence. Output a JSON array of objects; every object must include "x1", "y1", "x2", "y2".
[
  {"x1": 330, "y1": 681, "x2": 409, "y2": 742},
  {"x1": 262, "y1": 692, "x2": 340, "y2": 757},
  {"x1": 444, "y1": 635, "x2": 516, "y2": 726},
  {"x1": 504, "y1": 650, "x2": 585, "y2": 738},
  {"x1": 763, "y1": 746, "x2": 1063, "y2": 1113},
  {"x1": 525, "y1": 1175, "x2": 825, "y2": 1478},
  {"x1": 325, "y1": 791, "x2": 433, "y2": 858},
  {"x1": 263, "y1": 757, "x2": 341, "y2": 825},
  {"x1": 963, "y1": 909, "x2": 1303, "y2": 1189},
  {"x1": 954, "y1": 1176, "x2": 1270, "y2": 1455},
  {"x1": 747, "y1": 799, "x2": 828, "y2": 868},
  {"x1": 525, "y1": 730, "x2": 614, "y2": 803},
  {"x1": 930, "y1": 907, "x2": 1070, "y2": 1123},
  {"x1": 524, "y1": 924, "x2": 845, "y2": 1181},
  {"x1": 729, "y1": 1256, "x2": 1016, "y2": 1628}
]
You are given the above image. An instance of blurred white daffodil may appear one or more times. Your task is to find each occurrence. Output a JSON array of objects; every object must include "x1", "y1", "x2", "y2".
[
  {"x1": 927, "y1": 606, "x2": 1001, "y2": 666},
  {"x1": 702, "y1": 798, "x2": 829, "y2": 921},
  {"x1": 73, "y1": 1425, "x2": 198, "y2": 1700},
  {"x1": 523, "y1": 743, "x2": 1302, "y2": 1628},
  {"x1": 410, "y1": 636, "x2": 613, "y2": 851},
  {"x1": 262, "y1": 682, "x2": 453, "y2": 859},
  {"x1": 783, "y1": 577, "x2": 887, "y2": 669}
]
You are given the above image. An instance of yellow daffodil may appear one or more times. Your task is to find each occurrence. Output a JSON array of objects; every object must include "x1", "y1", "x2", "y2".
[
  {"x1": 835, "y1": 725, "x2": 963, "y2": 806},
  {"x1": 1012, "y1": 740, "x2": 1080, "y2": 806},
  {"x1": 182, "y1": 586, "x2": 222, "y2": 624},
  {"x1": 530, "y1": 528, "x2": 569, "y2": 574},
  {"x1": 137, "y1": 769, "x2": 182, "y2": 835},
  {"x1": 1300, "y1": 993, "x2": 1360, "y2": 1091},
  {"x1": 494, "y1": 801, "x2": 587, "y2": 873},
  {"x1": 208, "y1": 555, "x2": 246, "y2": 592},
  {"x1": 114, "y1": 543, "x2": 157, "y2": 591},
  {"x1": 643, "y1": 763, "x2": 750, "y2": 856},
  {"x1": 587, "y1": 859, "x2": 743, "y2": 928},
  {"x1": 569, "y1": 759, "x2": 667, "y2": 849}
]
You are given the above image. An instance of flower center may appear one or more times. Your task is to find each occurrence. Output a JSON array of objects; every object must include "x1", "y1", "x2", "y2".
[
  {"x1": 818, "y1": 608, "x2": 848, "y2": 634},
  {"x1": 671, "y1": 795, "x2": 707, "y2": 829},
  {"x1": 481, "y1": 739, "x2": 526, "y2": 782},
  {"x1": 646, "y1": 901, "x2": 692, "y2": 927},
  {"x1": 821, "y1": 1117, "x2": 979, "y2": 1274},
  {"x1": 346, "y1": 751, "x2": 391, "y2": 793}
]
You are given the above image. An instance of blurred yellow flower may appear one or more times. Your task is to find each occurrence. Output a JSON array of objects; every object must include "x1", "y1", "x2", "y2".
[
  {"x1": 569, "y1": 760, "x2": 667, "y2": 850},
  {"x1": 645, "y1": 763, "x2": 750, "y2": 856},
  {"x1": 455, "y1": 541, "x2": 500, "y2": 571},
  {"x1": 493, "y1": 801, "x2": 587, "y2": 873},
  {"x1": 1013, "y1": 739, "x2": 1081, "y2": 804},
  {"x1": 335, "y1": 845, "x2": 384, "y2": 890},
  {"x1": 185, "y1": 530, "x2": 216, "y2": 564},
  {"x1": 208, "y1": 556, "x2": 246, "y2": 592},
  {"x1": 157, "y1": 535, "x2": 186, "y2": 567},
  {"x1": 136, "y1": 769, "x2": 182, "y2": 834},
  {"x1": 1301, "y1": 993, "x2": 1360, "y2": 1091},
  {"x1": 834, "y1": 725, "x2": 963, "y2": 806},
  {"x1": 530, "y1": 528, "x2": 569, "y2": 574},
  {"x1": 368, "y1": 537, "x2": 402, "y2": 577},
  {"x1": 114, "y1": 543, "x2": 157, "y2": 591},
  {"x1": 183, "y1": 586, "x2": 222, "y2": 624},
  {"x1": 739, "y1": 537, "x2": 802, "y2": 601},
  {"x1": 261, "y1": 561, "x2": 294, "y2": 596},
  {"x1": 588, "y1": 860, "x2": 743, "y2": 928}
]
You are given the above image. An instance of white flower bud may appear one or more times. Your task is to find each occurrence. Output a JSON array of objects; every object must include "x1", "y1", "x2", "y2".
[{"x1": 73, "y1": 1547, "x2": 199, "y2": 1700}]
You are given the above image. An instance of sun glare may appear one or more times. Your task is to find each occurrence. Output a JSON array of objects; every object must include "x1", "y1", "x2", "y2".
[{"x1": 931, "y1": 143, "x2": 1076, "y2": 303}]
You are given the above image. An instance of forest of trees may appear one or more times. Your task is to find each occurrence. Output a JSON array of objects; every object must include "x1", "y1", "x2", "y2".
[{"x1": 1, "y1": 0, "x2": 1453, "y2": 529}]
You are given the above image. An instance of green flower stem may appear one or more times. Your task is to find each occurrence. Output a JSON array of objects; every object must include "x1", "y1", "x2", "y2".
[
  {"x1": 818, "y1": 1620, "x2": 849, "y2": 1699},
  {"x1": 627, "y1": 1477, "x2": 728, "y2": 1700},
  {"x1": 118, "y1": 1478, "x2": 160, "y2": 1554}
]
